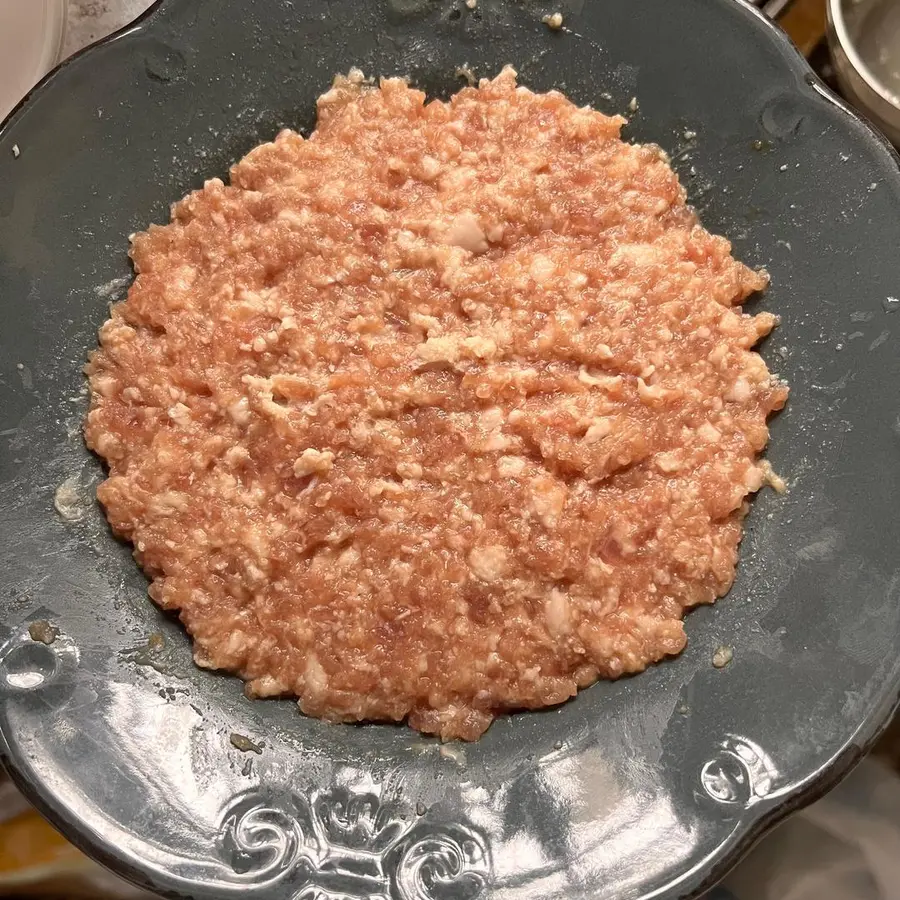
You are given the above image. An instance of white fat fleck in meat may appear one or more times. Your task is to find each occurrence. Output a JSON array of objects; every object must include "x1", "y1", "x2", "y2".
[
  {"x1": 293, "y1": 448, "x2": 335, "y2": 477},
  {"x1": 443, "y1": 213, "x2": 489, "y2": 253},
  {"x1": 497, "y1": 455, "x2": 526, "y2": 477},
  {"x1": 545, "y1": 588, "x2": 572, "y2": 638},
  {"x1": 726, "y1": 377, "x2": 752, "y2": 402},
  {"x1": 583, "y1": 418, "x2": 613, "y2": 443},
  {"x1": 168, "y1": 402, "x2": 192, "y2": 426},
  {"x1": 529, "y1": 477, "x2": 568, "y2": 528},
  {"x1": 227, "y1": 397, "x2": 251, "y2": 425},
  {"x1": 530, "y1": 254, "x2": 557, "y2": 284},
  {"x1": 468, "y1": 546, "x2": 509, "y2": 583},
  {"x1": 396, "y1": 461, "x2": 423, "y2": 480},
  {"x1": 303, "y1": 654, "x2": 328, "y2": 697},
  {"x1": 697, "y1": 422, "x2": 722, "y2": 443}
]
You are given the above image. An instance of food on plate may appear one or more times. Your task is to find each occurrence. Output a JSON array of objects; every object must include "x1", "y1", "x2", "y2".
[{"x1": 85, "y1": 68, "x2": 787, "y2": 740}]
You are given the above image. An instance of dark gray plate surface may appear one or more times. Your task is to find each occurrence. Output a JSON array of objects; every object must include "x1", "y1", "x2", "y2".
[{"x1": 2, "y1": 1, "x2": 900, "y2": 898}]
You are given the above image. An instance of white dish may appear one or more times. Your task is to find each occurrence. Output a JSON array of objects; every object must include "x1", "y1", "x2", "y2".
[{"x1": 0, "y1": 0, "x2": 67, "y2": 121}]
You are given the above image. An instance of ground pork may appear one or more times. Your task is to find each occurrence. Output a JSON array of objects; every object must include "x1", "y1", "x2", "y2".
[{"x1": 85, "y1": 67, "x2": 787, "y2": 740}]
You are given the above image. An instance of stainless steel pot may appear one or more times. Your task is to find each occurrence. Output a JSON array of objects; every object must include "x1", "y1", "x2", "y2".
[
  {"x1": 827, "y1": 0, "x2": 900, "y2": 146},
  {"x1": 750, "y1": 0, "x2": 900, "y2": 146}
]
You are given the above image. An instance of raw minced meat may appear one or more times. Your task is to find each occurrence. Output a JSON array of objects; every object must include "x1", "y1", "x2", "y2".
[{"x1": 85, "y1": 67, "x2": 787, "y2": 740}]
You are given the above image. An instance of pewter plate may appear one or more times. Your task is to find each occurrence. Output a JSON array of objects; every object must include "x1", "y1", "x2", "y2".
[{"x1": 2, "y1": 1, "x2": 900, "y2": 898}]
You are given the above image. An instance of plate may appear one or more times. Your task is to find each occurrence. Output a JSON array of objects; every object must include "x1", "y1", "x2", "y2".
[{"x1": 2, "y1": 1, "x2": 900, "y2": 898}]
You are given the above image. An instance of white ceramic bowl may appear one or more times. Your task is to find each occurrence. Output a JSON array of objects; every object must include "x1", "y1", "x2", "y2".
[{"x1": 0, "y1": 0, "x2": 67, "y2": 121}]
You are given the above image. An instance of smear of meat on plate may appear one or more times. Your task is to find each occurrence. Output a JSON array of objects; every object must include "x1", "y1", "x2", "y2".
[{"x1": 85, "y1": 67, "x2": 787, "y2": 740}]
